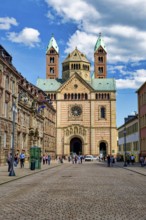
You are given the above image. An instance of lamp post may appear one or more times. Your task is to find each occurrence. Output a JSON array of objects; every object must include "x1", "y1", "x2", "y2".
[
  {"x1": 9, "y1": 102, "x2": 17, "y2": 176},
  {"x1": 123, "y1": 120, "x2": 127, "y2": 167}
]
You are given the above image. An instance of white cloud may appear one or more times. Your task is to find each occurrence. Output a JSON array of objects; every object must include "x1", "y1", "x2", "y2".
[
  {"x1": 45, "y1": 0, "x2": 100, "y2": 23},
  {"x1": 7, "y1": 28, "x2": 41, "y2": 47},
  {"x1": 45, "y1": 0, "x2": 146, "y2": 64},
  {"x1": 0, "y1": 17, "x2": 18, "y2": 30},
  {"x1": 64, "y1": 30, "x2": 96, "y2": 60},
  {"x1": 44, "y1": 0, "x2": 146, "y2": 90},
  {"x1": 46, "y1": 11, "x2": 55, "y2": 21},
  {"x1": 116, "y1": 69, "x2": 146, "y2": 89}
]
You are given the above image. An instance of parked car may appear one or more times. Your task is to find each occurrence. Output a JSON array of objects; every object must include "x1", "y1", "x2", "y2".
[
  {"x1": 92, "y1": 156, "x2": 99, "y2": 160},
  {"x1": 85, "y1": 155, "x2": 94, "y2": 161}
]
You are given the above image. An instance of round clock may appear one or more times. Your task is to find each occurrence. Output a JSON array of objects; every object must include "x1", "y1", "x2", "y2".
[{"x1": 71, "y1": 106, "x2": 82, "y2": 116}]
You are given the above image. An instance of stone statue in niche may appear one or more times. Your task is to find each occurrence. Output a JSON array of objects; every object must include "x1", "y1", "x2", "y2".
[
  {"x1": 66, "y1": 129, "x2": 69, "y2": 136},
  {"x1": 83, "y1": 129, "x2": 86, "y2": 136},
  {"x1": 74, "y1": 126, "x2": 78, "y2": 134},
  {"x1": 70, "y1": 127, "x2": 73, "y2": 135},
  {"x1": 79, "y1": 127, "x2": 82, "y2": 135}
]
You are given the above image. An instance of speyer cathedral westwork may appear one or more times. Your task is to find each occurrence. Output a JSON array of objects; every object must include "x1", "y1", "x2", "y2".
[{"x1": 37, "y1": 34, "x2": 117, "y2": 157}]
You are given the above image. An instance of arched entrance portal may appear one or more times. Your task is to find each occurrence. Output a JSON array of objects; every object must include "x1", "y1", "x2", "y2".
[
  {"x1": 99, "y1": 142, "x2": 107, "y2": 157},
  {"x1": 70, "y1": 138, "x2": 82, "y2": 155}
]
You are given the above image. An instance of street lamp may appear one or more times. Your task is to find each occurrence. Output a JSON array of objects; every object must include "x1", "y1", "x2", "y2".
[
  {"x1": 123, "y1": 119, "x2": 127, "y2": 167},
  {"x1": 9, "y1": 102, "x2": 17, "y2": 176}
]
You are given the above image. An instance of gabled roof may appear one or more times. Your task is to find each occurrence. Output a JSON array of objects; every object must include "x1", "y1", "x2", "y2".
[
  {"x1": 136, "y1": 81, "x2": 146, "y2": 93},
  {"x1": 94, "y1": 34, "x2": 107, "y2": 53},
  {"x1": 88, "y1": 78, "x2": 116, "y2": 91},
  {"x1": 46, "y1": 35, "x2": 59, "y2": 53},
  {"x1": 63, "y1": 47, "x2": 90, "y2": 63},
  {"x1": 36, "y1": 78, "x2": 64, "y2": 92},
  {"x1": 58, "y1": 72, "x2": 94, "y2": 92}
]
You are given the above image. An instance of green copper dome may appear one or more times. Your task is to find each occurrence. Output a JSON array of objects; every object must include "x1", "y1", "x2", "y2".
[
  {"x1": 94, "y1": 33, "x2": 107, "y2": 53},
  {"x1": 46, "y1": 35, "x2": 59, "y2": 53}
]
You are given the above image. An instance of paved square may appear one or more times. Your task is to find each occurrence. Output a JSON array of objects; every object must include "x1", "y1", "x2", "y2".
[{"x1": 0, "y1": 162, "x2": 146, "y2": 220}]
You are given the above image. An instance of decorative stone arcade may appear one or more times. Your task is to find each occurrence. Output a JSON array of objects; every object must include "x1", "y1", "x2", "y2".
[{"x1": 63, "y1": 125, "x2": 87, "y2": 156}]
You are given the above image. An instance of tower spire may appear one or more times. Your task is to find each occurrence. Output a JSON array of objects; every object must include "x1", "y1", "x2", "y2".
[
  {"x1": 46, "y1": 35, "x2": 59, "y2": 79},
  {"x1": 94, "y1": 34, "x2": 107, "y2": 79}
]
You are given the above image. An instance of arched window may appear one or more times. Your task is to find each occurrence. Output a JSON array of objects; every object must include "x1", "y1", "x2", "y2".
[
  {"x1": 50, "y1": 57, "x2": 54, "y2": 63},
  {"x1": 107, "y1": 93, "x2": 110, "y2": 100},
  {"x1": 98, "y1": 67, "x2": 103, "y2": 74},
  {"x1": 85, "y1": 93, "x2": 88, "y2": 100},
  {"x1": 51, "y1": 94, "x2": 54, "y2": 100},
  {"x1": 81, "y1": 93, "x2": 84, "y2": 100},
  {"x1": 78, "y1": 94, "x2": 80, "y2": 99},
  {"x1": 101, "y1": 107, "x2": 106, "y2": 119},
  {"x1": 64, "y1": 94, "x2": 67, "y2": 99}
]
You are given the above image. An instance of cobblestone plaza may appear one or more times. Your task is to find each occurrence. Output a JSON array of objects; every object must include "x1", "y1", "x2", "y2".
[{"x1": 0, "y1": 161, "x2": 146, "y2": 220}]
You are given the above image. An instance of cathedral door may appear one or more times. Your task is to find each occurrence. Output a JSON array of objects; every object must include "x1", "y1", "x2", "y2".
[
  {"x1": 70, "y1": 138, "x2": 82, "y2": 155},
  {"x1": 99, "y1": 142, "x2": 106, "y2": 157}
]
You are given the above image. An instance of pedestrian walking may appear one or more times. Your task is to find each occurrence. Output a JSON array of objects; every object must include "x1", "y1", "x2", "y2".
[
  {"x1": 107, "y1": 155, "x2": 111, "y2": 167},
  {"x1": 126, "y1": 154, "x2": 130, "y2": 165},
  {"x1": 43, "y1": 155, "x2": 46, "y2": 165},
  {"x1": 19, "y1": 152, "x2": 25, "y2": 168},
  {"x1": 144, "y1": 157, "x2": 146, "y2": 166},
  {"x1": 140, "y1": 156, "x2": 144, "y2": 167},
  {"x1": 7, "y1": 153, "x2": 12, "y2": 172},
  {"x1": 14, "y1": 154, "x2": 19, "y2": 167},
  {"x1": 45, "y1": 155, "x2": 48, "y2": 164},
  {"x1": 131, "y1": 155, "x2": 135, "y2": 165},
  {"x1": 48, "y1": 155, "x2": 51, "y2": 165},
  {"x1": 110, "y1": 155, "x2": 115, "y2": 167}
]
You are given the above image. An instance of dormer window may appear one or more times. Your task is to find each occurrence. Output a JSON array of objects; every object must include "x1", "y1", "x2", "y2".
[
  {"x1": 50, "y1": 50, "x2": 55, "y2": 54},
  {"x1": 99, "y1": 49, "x2": 103, "y2": 53}
]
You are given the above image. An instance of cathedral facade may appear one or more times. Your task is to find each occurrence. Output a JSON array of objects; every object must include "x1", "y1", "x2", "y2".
[{"x1": 37, "y1": 34, "x2": 117, "y2": 157}]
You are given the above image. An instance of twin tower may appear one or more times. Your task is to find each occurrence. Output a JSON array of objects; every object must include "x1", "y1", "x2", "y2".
[{"x1": 46, "y1": 34, "x2": 107, "y2": 81}]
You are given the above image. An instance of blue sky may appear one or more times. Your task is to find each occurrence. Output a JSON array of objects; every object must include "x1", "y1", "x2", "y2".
[{"x1": 1, "y1": 0, "x2": 146, "y2": 127}]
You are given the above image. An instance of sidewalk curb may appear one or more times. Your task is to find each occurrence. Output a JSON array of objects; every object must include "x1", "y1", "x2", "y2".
[
  {"x1": 99, "y1": 161, "x2": 146, "y2": 177},
  {"x1": 0, "y1": 164, "x2": 61, "y2": 186},
  {"x1": 116, "y1": 164, "x2": 146, "y2": 177}
]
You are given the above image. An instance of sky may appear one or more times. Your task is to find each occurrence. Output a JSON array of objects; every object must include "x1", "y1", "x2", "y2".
[{"x1": 0, "y1": 0, "x2": 146, "y2": 127}]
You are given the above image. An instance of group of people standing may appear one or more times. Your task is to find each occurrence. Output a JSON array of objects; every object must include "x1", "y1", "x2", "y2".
[
  {"x1": 107, "y1": 155, "x2": 115, "y2": 167},
  {"x1": 7, "y1": 151, "x2": 25, "y2": 172},
  {"x1": 68, "y1": 155, "x2": 83, "y2": 164},
  {"x1": 42, "y1": 154, "x2": 51, "y2": 165}
]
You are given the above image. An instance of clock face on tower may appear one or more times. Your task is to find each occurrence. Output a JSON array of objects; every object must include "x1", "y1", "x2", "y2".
[{"x1": 71, "y1": 106, "x2": 82, "y2": 116}]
